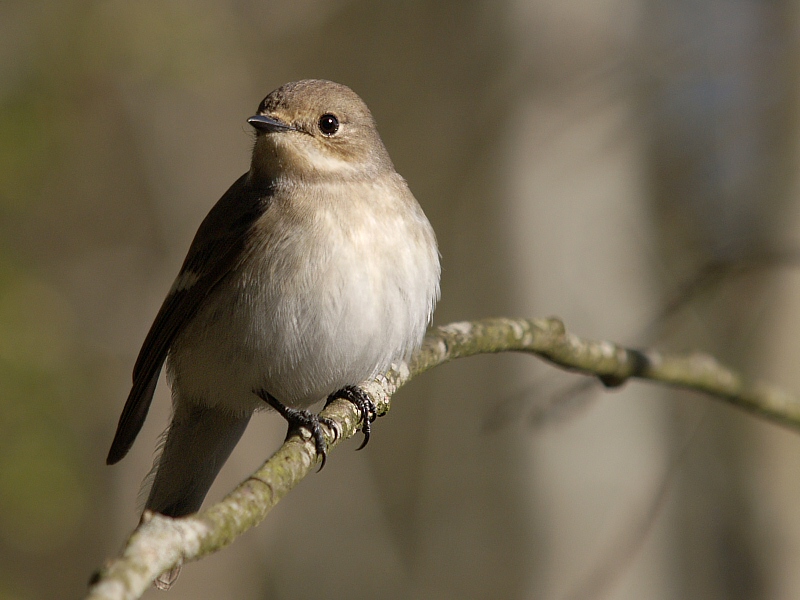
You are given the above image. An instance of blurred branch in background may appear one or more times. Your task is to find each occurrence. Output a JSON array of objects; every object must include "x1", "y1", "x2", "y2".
[
  {"x1": 86, "y1": 317, "x2": 800, "y2": 600},
  {"x1": 488, "y1": 249, "x2": 800, "y2": 430},
  {"x1": 559, "y1": 409, "x2": 707, "y2": 600}
]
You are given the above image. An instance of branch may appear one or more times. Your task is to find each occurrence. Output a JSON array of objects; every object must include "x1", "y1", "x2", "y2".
[{"x1": 86, "y1": 317, "x2": 800, "y2": 600}]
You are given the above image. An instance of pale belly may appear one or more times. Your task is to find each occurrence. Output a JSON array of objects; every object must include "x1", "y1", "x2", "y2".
[
  {"x1": 166, "y1": 243, "x2": 430, "y2": 415},
  {"x1": 166, "y1": 175, "x2": 439, "y2": 415}
]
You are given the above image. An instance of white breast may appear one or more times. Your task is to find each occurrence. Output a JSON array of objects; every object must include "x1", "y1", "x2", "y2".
[{"x1": 167, "y1": 175, "x2": 439, "y2": 415}]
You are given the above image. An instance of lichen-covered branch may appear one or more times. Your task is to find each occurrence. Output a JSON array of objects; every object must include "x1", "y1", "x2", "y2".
[{"x1": 85, "y1": 317, "x2": 800, "y2": 600}]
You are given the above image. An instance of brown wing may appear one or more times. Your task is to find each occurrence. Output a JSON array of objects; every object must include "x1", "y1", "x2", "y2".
[{"x1": 107, "y1": 174, "x2": 271, "y2": 464}]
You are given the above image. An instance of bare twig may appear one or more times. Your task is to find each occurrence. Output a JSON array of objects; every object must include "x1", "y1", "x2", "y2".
[{"x1": 86, "y1": 317, "x2": 800, "y2": 600}]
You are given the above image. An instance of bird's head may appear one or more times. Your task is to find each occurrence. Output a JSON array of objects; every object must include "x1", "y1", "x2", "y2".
[{"x1": 248, "y1": 79, "x2": 394, "y2": 183}]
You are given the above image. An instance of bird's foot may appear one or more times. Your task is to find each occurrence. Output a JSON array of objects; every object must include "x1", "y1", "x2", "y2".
[
  {"x1": 325, "y1": 385, "x2": 377, "y2": 450},
  {"x1": 257, "y1": 391, "x2": 335, "y2": 470}
]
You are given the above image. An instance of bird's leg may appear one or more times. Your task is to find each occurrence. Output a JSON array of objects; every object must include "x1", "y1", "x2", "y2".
[
  {"x1": 324, "y1": 385, "x2": 377, "y2": 450},
  {"x1": 256, "y1": 391, "x2": 336, "y2": 470}
]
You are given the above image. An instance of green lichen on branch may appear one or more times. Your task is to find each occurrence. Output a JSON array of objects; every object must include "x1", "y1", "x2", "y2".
[{"x1": 85, "y1": 317, "x2": 800, "y2": 600}]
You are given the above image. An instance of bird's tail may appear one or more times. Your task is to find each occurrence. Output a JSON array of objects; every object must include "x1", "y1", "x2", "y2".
[{"x1": 142, "y1": 400, "x2": 251, "y2": 588}]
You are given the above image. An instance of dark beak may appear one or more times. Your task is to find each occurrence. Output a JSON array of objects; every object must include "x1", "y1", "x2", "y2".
[{"x1": 247, "y1": 114, "x2": 294, "y2": 133}]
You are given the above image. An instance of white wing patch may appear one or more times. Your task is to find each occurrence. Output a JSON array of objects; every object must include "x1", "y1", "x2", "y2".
[{"x1": 169, "y1": 270, "x2": 201, "y2": 294}]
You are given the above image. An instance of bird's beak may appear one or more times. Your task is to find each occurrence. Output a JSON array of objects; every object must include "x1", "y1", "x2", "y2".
[{"x1": 247, "y1": 114, "x2": 295, "y2": 133}]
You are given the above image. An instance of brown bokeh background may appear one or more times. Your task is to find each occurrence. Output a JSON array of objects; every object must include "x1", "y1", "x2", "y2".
[{"x1": 3, "y1": 1, "x2": 800, "y2": 598}]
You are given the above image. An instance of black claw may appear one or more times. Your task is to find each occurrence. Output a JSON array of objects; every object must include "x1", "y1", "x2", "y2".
[
  {"x1": 325, "y1": 385, "x2": 377, "y2": 450},
  {"x1": 319, "y1": 415, "x2": 339, "y2": 442},
  {"x1": 257, "y1": 391, "x2": 330, "y2": 470},
  {"x1": 355, "y1": 430, "x2": 370, "y2": 451}
]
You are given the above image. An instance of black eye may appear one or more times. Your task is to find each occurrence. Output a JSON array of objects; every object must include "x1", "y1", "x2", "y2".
[{"x1": 318, "y1": 113, "x2": 339, "y2": 136}]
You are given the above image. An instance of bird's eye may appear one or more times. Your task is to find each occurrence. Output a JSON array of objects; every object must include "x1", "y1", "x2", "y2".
[{"x1": 318, "y1": 113, "x2": 339, "y2": 136}]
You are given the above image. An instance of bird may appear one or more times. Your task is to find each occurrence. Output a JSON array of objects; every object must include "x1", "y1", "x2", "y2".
[{"x1": 106, "y1": 79, "x2": 440, "y2": 587}]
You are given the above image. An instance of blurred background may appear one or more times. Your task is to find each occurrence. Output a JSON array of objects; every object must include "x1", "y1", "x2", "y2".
[{"x1": 2, "y1": 0, "x2": 800, "y2": 598}]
